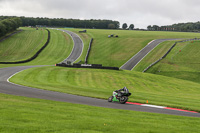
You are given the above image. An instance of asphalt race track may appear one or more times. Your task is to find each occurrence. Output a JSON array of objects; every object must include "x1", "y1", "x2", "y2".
[
  {"x1": 58, "y1": 29, "x2": 84, "y2": 63},
  {"x1": 0, "y1": 31, "x2": 199, "y2": 117},
  {"x1": 120, "y1": 39, "x2": 183, "y2": 70}
]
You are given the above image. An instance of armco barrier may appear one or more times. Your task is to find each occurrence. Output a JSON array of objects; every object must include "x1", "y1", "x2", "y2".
[
  {"x1": 0, "y1": 29, "x2": 50, "y2": 64},
  {"x1": 143, "y1": 38, "x2": 200, "y2": 72},
  {"x1": 85, "y1": 38, "x2": 93, "y2": 64},
  {"x1": 56, "y1": 63, "x2": 119, "y2": 70}
]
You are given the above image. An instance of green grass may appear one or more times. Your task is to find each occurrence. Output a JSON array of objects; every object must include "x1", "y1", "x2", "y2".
[
  {"x1": 1, "y1": 93, "x2": 200, "y2": 133},
  {"x1": 146, "y1": 40, "x2": 200, "y2": 83},
  {"x1": 64, "y1": 29, "x2": 199, "y2": 67},
  {"x1": 0, "y1": 28, "x2": 73, "y2": 68},
  {"x1": 10, "y1": 66, "x2": 200, "y2": 112}
]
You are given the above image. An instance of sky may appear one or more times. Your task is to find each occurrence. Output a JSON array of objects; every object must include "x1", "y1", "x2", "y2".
[{"x1": 0, "y1": 0, "x2": 200, "y2": 29}]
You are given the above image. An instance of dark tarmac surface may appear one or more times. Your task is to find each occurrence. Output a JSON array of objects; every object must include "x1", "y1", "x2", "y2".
[{"x1": 58, "y1": 29, "x2": 83, "y2": 63}]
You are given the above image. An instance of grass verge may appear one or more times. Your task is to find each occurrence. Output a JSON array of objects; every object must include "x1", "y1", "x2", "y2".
[{"x1": 1, "y1": 93, "x2": 200, "y2": 133}]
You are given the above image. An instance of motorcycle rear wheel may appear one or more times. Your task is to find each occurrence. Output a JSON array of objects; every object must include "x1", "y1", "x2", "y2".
[{"x1": 119, "y1": 96, "x2": 128, "y2": 104}]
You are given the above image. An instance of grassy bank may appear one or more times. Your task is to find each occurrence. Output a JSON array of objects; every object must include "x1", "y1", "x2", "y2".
[
  {"x1": 10, "y1": 66, "x2": 200, "y2": 112},
  {"x1": 1, "y1": 93, "x2": 200, "y2": 133},
  {"x1": 146, "y1": 40, "x2": 200, "y2": 83},
  {"x1": 0, "y1": 27, "x2": 48, "y2": 62}
]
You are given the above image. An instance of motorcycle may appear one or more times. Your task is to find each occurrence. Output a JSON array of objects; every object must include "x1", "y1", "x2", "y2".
[{"x1": 108, "y1": 91, "x2": 131, "y2": 104}]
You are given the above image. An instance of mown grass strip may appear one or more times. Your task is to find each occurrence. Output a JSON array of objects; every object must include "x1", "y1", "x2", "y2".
[
  {"x1": 0, "y1": 29, "x2": 50, "y2": 64},
  {"x1": 0, "y1": 27, "x2": 47, "y2": 62}
]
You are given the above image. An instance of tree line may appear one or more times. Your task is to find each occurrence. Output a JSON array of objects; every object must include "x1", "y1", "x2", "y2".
[
  {"x1": 122, "y1": 23, "x2": 134, "y2": 30},
  {"x1": 0, "y1": 16, "x2": 137, "y2": 37},
  {"x1": 0, "y1": 17, "x2": 22, "y2": 37},
  {"x1": 0, "y1": 16, "x2": 120, "y2": 30},
  {"x1": 147, "y1": 22, "x2": 200, "y2": 32},
  {"x1": 20, "y1": 17, "x2": 120, "y2": 29}
]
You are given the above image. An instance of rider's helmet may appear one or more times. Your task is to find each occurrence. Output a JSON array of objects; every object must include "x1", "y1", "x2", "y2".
[{"x1": 123, "y1": 87, "x2": 129, "y2": 93}]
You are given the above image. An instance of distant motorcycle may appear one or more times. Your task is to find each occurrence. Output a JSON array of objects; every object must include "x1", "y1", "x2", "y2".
[{"x1": 108, "y1": 87, "x2": 131, "y2": 104}]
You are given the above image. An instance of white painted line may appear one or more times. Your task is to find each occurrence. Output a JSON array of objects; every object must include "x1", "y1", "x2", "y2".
[
  {"x1": 7, "y1": 70, "x2": 26, "y2": 87},
  {"x1": 141, "y1": 104, "x2": 166, "y2": 109}
]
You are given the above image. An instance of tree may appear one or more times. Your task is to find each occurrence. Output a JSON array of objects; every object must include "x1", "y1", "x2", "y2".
[
  {"x1": 108, "y1": 23, "x2": 116, "y2": 29},
  {"x1": 0, "y1": 22, "x2": 6, "y2": 37},
  {"x1": 0, "y1": 17, "x2": 22, "y2": 37},
  {"x1": 147, "y1": 25, "x2": 152, "y2": 30},
  {"x1": 1, "y1": 16, "x2": 120, "y2": 29},
  {"x1": 129, "y1": 24, "x2": 134, "y2": 30},
  {"x1": 122, "y1": 23, "x2": 128, "y2": 29},
  {"x1": 2, "y1": 19, "x2": 13, "y2": 32},
  {"x1": 152, "y1": 25, "x2": 159, "y2": 31}
]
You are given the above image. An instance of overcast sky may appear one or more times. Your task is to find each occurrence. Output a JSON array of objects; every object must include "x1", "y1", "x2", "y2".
[{"x1": 0, "y1": 0, "x2": 200, "y2": 29}]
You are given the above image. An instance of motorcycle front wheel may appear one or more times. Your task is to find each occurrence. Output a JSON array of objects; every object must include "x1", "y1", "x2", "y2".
[
  {"x1": 108, "y1": 96, "x2": 113, "y2": 102},
  {"x1": 119, "y1": 96, "x2": 128, "y2": 104}
]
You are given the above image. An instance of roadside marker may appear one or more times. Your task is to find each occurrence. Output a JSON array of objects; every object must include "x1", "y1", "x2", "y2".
[{"x1": 126, "y1": 102, "x2": 198, "y2": 113}]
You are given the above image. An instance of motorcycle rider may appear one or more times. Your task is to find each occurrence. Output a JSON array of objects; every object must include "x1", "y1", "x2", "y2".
[
  {"x1": 108, "y1": 86, "x2": 131, "y2": 103},
  {"x1": 113, "y1": 87, "x2": 129, "y2": 97}
]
